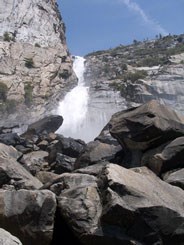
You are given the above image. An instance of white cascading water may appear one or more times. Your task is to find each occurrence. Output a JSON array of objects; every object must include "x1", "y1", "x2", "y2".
[
  {"x1": 56, "y1": 56, "x2": 89, "y2": 139},
  {"x1": 57, "y1": 56, "x2": 125, "y2": 142}
]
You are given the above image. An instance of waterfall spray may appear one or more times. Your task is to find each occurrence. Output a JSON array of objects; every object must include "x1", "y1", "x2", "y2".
[{"x1": 56, "y1": 56, "x2": 89, "y2": 139}]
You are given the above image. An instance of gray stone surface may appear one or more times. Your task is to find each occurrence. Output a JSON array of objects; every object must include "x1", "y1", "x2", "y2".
[
  {"x1": 142, "y1": 137, "x2": 184, "y2": 174},
  {"x1": 163, "y1": 168, "x2": 184, "y2": 190},
  {"x1": 0, "y1": 0, "x2": 77, "y2": 126},
  {"x1": 109, "y1": 100, "x2": 184, "y2": 152},
  {"x1": 53, "y1": 163, "x2": 184, "y2": 244},
  {"x1": 0, "y1": 228, "x2": 22, "y2": 245},
  {"x1": 0, "y1": 189, "x2": 56, "y2": 245},
  {"x1": 0, "y1": 143, "x2": 42, "y2": 189}
]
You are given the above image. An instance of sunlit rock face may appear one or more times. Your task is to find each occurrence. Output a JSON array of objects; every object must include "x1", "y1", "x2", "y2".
[
  {"x1": 84, "y1": 35, "x2": 184, "y2": 114},
  {"x1": 0, "y1": 0, "x2": 77, "y2": 126}
]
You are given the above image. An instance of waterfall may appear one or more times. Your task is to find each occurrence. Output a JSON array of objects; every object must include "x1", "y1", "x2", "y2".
[
  {"x1": 56, "y1": 56, "x2": 89, "y2": 140},
  {"x1": 57, "y1": 56, "x2": 125, "y2": 142}
]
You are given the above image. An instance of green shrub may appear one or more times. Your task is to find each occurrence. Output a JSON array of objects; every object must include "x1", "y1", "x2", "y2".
[
  {"x1": 5, "y1": 99, "x2": 17, "y2": 113},
  {"x1": 24, "y1": 83, "x2": 33, "y2": 106},
  {"x1": 24, "y1": 58, "x2": 34, "y2": 68},
  {"x1": 0, "y1": 82, "x2": 8, "y2": 102},
  {"x1": 3, "y1": 32, "x2": 11, "y2": 42},
  {"x1": 125, "y1": 70, "x2": 148, "y2": 83}
]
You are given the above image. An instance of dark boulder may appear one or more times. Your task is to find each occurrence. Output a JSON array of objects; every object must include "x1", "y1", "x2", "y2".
[
  {"x1": 163, "y1": 168, "x2": 184, "y2": 190},
  {"x1": 0, "y1": 190, "x2": 56, "y2": 245},
  {"x1": 50, "y1": 163, "x2": 184, "y2": 245},
  {"x1": 142, "y1": 137, "x2": 184, "y2": 174},
  {"x1": 75, "y1": 140, "x2": 122, "y2": 169},
  {"x1": 51, "y1": 153, "x2": 75, "y2": 174},
  {"x1": 21, "y1": 115, "x2": 63, "y2": 139},
  {"x1": 0, "y1": 133, "x2": 22, "y2": 146},
  {"x1": 109, "y1": 100, "x2": 184, "y2": 151},
  {"x1": 0, "y1": 143, "x2": 42, "y2": 189},
  {"x1": 47, "y1": 136, "x2": 85, "y2": 163}
]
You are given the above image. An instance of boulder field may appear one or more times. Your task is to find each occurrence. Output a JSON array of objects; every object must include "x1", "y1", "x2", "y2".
[{"x1": 0, "y1": 100, "x2": 183, "y2": 245}]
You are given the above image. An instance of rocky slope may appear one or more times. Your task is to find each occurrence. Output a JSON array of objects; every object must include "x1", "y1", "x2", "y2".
[
  {"x1": 84, "y1": 34, "x2": 184, "y2": 113},
  {"x1": 0, "y1": 0, "x2": 77, "y2": 126},
  {"x1": 0, "y1": 100, "x2": 184, "y2": 244}
]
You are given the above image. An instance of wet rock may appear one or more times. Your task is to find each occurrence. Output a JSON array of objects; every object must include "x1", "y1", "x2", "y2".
[
  {"x1": 0, "y1": 190, "x2": 56, "y2": 245},
  {"x1": 0, "y1": 143, "x2": 42, "y2": 189},
  {"x1": 0, "y1": 228, "x2": 22, "y2": 245},
  {"x1": 163, "y1": 168, "x2": 184, "y2": 190}
]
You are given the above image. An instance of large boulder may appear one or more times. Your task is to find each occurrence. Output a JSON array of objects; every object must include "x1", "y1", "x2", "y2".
[
  {"x1": 163, "y1": 168, "x2": 184, "y2": 190},
  {"x1": 0, "y1": 228, "x2": 22, "y2": 245},
  {"x1": 47, "y1": 136, "x2": 86, "y2": 163},
  {"x1": 19, "y1": 150, "x2": 49, "y2": 175},
  {"x1": 0, "y1": 190, "x2": 56, "y2": 245},
  {"x1": 0, "y1": 143, "x2": 42, "y2": 189},
  {"x1": 21, "y1": 115, "x2": 63, "y2": 139},
  {"x1": 47, "y1": 172, "x2": 102, "y2": 243},
  {"x1": 109, "y1": 100, "x2": 184, "y2": 151},
  {"x1": 51, "y1": 163, "x2": 184, "y2": 244},
  {"x1": 75, "y1": 140, "x2": 122, "y2": 169},
  {"x1": 141, "y1": 137, "x2": 184, "y2": 174}
]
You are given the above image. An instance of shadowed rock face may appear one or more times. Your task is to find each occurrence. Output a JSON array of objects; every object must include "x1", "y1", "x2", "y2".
[
  {"x1": 46, "y1": 163, "x2": 184, "y2": 245},
  {"x1": 0, "y1": 190, "x2": 56, "y2": 245},
  {"x1": 109, "y1": 100, "x2": 184, "y2": 151},
  {"x1": 0, "y1": 107, "x2": 183, "y2": 244}
]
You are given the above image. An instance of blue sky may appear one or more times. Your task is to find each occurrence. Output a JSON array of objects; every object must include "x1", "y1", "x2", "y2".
[{"x1": 58, "y1": 0, "x2": 184, "y2": 56}]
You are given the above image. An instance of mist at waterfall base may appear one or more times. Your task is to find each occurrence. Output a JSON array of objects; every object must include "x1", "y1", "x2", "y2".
[{"x1": 56, "y1": 56, "x2": 123, "y2": 142}]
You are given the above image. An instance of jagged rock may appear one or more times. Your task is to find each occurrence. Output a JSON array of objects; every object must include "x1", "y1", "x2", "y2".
[
  {"x1": 84, "y1": 34, "x2": 184, "y2": 115},
  {"x1": 75, "y1": 162, "x2": 109, "y2": 176},
  {"x1": 21, "y1": 115, "x2": 63, "y2": 139},
  {"x1": 0, "y1": 133, "x2": 22, "y2": 146},
  {"x1": 0, "y1": 190, "x2": 56, "y2": 245},
  {"x1": 52, "y1": 153, "x2": 75, "y2": 174},
  {"x1": 46, "y1": 172, "x2": 101, "y2": 243},
  {"x1": 47, "y1": 136, "x2": 85, "y2": 163},
  {"x1": 52, "y1": 163, "x2": 184, "y2": 245},
  {"x1": 0, "y1": 0, "x2": 77, "y2": 126},
  {"x1": 19, "y1": 150, "x2": 49, "y2": 175},
  {"x1": 75, "y1": 140, "x2": 122, "y2": 169},
  {"x1": 142, "y1": 137, "x2": 184, "y2": 174},
  {"x1": 163, "y1": 168, "x2": 184, "y2": 190},
  {"x1": 98, "y1": 164, "x2": 184, "y2": 245},
  {"x1": 109, "y1": 100, "x2": 184, "y2": 167},
  {"x1": 110, "y1": 100, "x2": 184, "y2": 151},
  {"x1": 36, "y1": 171, "x2": 59, "y2": 185},
  {"x1": 0, "y1": 228, "x2": 22, "y2": 245},
  {"x1": 0, "y1": 143, "x2": 42, "y2": 189}
]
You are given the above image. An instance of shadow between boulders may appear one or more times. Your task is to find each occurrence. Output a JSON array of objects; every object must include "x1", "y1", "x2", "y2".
[{"x1": 51, "y1": 207, "x2": 82, "y2": 245}]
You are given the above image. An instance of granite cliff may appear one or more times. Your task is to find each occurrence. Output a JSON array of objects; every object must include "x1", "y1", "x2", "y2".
[
  {"x1": 0, "y1": 0, "x2": 77, "y2": 126},
  {"x1": 84, "y1": 34, "x2": 184, "y2": 113}
]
